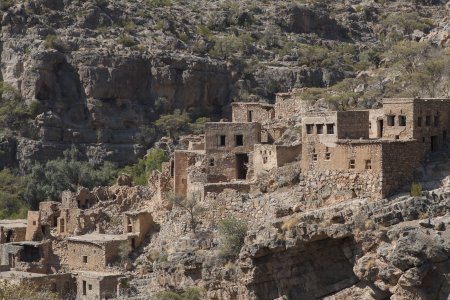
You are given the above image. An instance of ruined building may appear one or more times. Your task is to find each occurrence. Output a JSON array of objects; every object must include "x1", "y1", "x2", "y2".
[{"x1": 170, "y1": 96, "x2": 450, "y2": 202}]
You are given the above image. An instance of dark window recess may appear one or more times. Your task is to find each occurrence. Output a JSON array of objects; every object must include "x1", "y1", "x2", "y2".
[
  {"x1": 349, "y1": 159, "x2": 355, "y2": 169},
  {"x1": 417, "y1": 116, "x2": 422, "y2": 127},
  {"x1": 387, "y1": 115, "x2": 395, "y2": 126},
  {"x1": 83, "y1": 256, "x2": 88, "y2": 263},
  {"x1": 434, "y1": 115, "x2": 439, "y2": 127},
  {"x1": 365, "y1": 160, "x2": 372, "y2": 170},
  {"x1": 425, "y1": 116, "x2": 431, "y2": 126},
  {"x1": 326, "y1": 124, "x2": 335, "y2": 134},
  {"x1": 306, "y1": 124, "x2": 314, "y2": 134},
  {"x1": 316, "y1": 124, "x2": 324, "y2": 134},
  {"x1": 312, "y1": 154, "x2": 318, "y2": 161},
  {"x1": 209, "y1": 158, "x2": 215, "y2": 166},
  {"x1": 398, "y1": 116, "x2": 406, "y2": 126},
  {"x1": 235, "y1": 135, "x2": 244, "y2": 146},
  {"x1": 217, "y1": 135, "x2": 226, "y2": 146},
  {"x1": 325, "y1": 153, "x2": 331, "y2": 160}
]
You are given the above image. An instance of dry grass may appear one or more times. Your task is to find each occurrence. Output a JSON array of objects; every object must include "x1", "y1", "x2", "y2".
[{"x1": 281, "y1": 216, "x2": 300, "y2": 231}]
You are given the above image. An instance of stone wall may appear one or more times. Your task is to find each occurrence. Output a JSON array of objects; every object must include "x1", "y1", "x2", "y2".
[
  {"x1": 66, "y1": 239, "x2": 128, "y2": 271},
  {"x1": 275, "y1": 92, "x2": 313, "y2": 121},
  {"x1": 173, "y1": 150, "x2": 205, "y2": 197},
  {"x1": 231, "y1": 102, "x2": 274, "y2": 123},
  {"x1": 381, "y1": 140, "x2": 426, "y2": 197},
  {"x1": 25, "y1": 211, "x2": 42, "y2": 241},
  {"x1": 123, "y1": 211, "x2": 154, "y2": 248},
  {"x1": 253, "y1": 144, "x2": 301, "y2": 176},
  {"x1": 204, "y1": 122, "x2": 261, "y2": 153},
  {"x1": 38, "y1": 201, "x2": 60, "y2": 228},
  {"x1": 76, "y1": 272, "x2": 123, "y2": 300},
  {"x1": 336, "y1": 111, "x2": 369, "y2": 139}
]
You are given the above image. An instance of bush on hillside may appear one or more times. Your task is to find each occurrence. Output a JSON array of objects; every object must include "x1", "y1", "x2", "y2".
[
  {"x1": 121, "y1": 148, "x2": 168, "y2": 185},
  {"x1": 218, "y1": 216, "x2": 248, "y2": 258}
]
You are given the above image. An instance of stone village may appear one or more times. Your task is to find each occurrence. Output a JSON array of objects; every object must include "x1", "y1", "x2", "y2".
[{"x1": 0, "y1": 90, "x2": 449, "y2": 299}]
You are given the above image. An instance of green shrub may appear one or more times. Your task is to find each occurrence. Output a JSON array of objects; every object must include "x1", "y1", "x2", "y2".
[
  {"x1": 410, "y1": 182, "x2": 422, "y2": 197},
  {"x1": 157, "y1": 288, "x2": 203, "y2": 300},
  {"x1": 28, "y1": 100, "x2": 41, "y2": 118},
  {"x1": 121, "y1": 148, "x2": 168, "y2": 185},
  {"x1": 146, "y1": 0, "x2": 172, "y2": 8},
  {"x1": 218, "y1": 216, "x2": 247, "y2": 258},
  {"x1": 118, "y1": 34, "x2": 138, "y2": 47},
  {"x1": 0, "y1": 0, "x2": 14, "y2": 11},
  {"x1": 44, "y1": 35, "x2": 67, "y2": 52}
]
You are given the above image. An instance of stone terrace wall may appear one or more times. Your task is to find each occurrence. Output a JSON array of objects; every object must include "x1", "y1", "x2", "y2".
[{"x1": 301, "y1": 169, "x2": 383, "y2": 203}]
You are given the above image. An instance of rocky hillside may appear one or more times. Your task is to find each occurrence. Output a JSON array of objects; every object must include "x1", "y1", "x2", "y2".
[{"x1": 1, "y1": 0, "x2": 450, "y2": 167}]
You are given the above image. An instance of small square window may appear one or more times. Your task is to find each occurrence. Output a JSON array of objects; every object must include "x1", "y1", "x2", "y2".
[
  {"x1": 365, "y1": 160, "x2": 372, "y2": 170},
  {"x1": 217, "y1": 135, "x2": 226, "y2": 146},
  {"x1": 387, "y1": 115, "x2": 395, "y2": 126},
  {"x1": 312, "y1": 154, "x2": 318, "y2": 161},
  {"x1": 88, "y1": 284, "x2": 92, "y2": 291},
  {"x1": 422, "y1": 137, "x2": 425, "y2": 143},
  {"x1": 306, "y1": 124, "x2": 313, "y2": 134},
  {"x1": 263, "y1": 157, "x2": 268, "y2": 164},
  {"x1": 326, "y1": 124, "x2": 335, "y2": 134},
  {"x1": 83, "y1": 256, "x2": 88, "y2": 263},
  {"x1": 235, "y1": 135, "x2": 244, "y2": 146},
  {"x1": 398, "y1": 116, "x2": 406, "y2": 126},
  {"x1": 349, "y1": 159, "x2": 355, "y2": 169},
  {"x1": 32, "y1": 221, "x2": 36, "y2": 226},
  {"x1": 425, "y1": 116, "x2": 431, "y2": 126},
  {"x1": 316, "y1": 124, "x2": 324, "y2": 134},
  {"x1": 325, "y1": 153, "x2": 331, "y2": 160},
  {"x1": 417, "y1": 116, "x2": 422, "y2": 127},
  {"x1": 209, "y1": 158, "x2": 214, "y2": 167}
]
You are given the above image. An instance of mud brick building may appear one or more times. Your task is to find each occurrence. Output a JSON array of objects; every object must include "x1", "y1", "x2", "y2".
[
  {"x1": 67, "y1": 234, "x2": 131, "y2": 271},
  {"x1": 75, "y1": 271, "x2": 124, "y2": 300},
  {"x1": 253, "y1": 144, "x2": 302, "y2": 177}
]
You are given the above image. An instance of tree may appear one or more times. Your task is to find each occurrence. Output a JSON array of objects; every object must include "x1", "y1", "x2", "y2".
[
  {"x1": 121, "y1": 148, "x2": 168, "y2": 185},
  {"x1": 218, "y1": 216, "x2": 247, "y2": 258},
  {"x1": 0, "y1": 169, "x2": 28, "y2": 219},
  {"x1": 23, "y1": 146, "x2": 117, "y2": 209},
  {"x1": 170, "y1": 192, "x2": 205, "y2": 233},
  {"x1": 154, "y1": 112, "x2": 190, "y2": 138}
]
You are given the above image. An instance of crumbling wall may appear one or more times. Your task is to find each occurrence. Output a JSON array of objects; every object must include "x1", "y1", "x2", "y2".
[
  {"x1": 232, "y1": 102, "x2": 274, "y2": 123},
  {"x1": 39, "y1": 201, "x2": 60, "y2": 228},
  {"x1": 275, "y1": 92, "x2": 313, "y2": 121},
  {"x1": 76, "y1": 272, "x2": 122, "y2": 300},
  {"x1": 174, "y1": 151, "x2": 205, "y2": 197},
  {"x1": 123, "y1": 212, "x2": 154, "y2": 247},
  {"x1": 254, "y1": 144, "x2": 301, "y2": 176},
  {"x1": 25, "y1": 211, "x2": 42, "y2": 241}
]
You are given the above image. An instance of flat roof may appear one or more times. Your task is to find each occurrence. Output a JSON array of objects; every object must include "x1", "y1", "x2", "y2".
[
  {"x1": 0, "y1": 219, "x2": 27, "y2": 229},
  {"x1": 174, "y1": 150, "x2": 205, "y2": 154},
  {"x1": 232, "y1": 102, "x2": 273, "y2": 107},
  {"x1": 68, "y1": 233, "x2": 128, "y2": 244},
  {"x1": 335, "y1": 138, "x2": 419, "y2": 145},
  {"x1": 383, "y1": 97, "x2": 450, "y2": 104},
  {"x1": 0, "y1": 271, "x2": 48, "y2": 279},
  {"x1": 75, "y1": 271, "x2": 123, "y2": 278}
]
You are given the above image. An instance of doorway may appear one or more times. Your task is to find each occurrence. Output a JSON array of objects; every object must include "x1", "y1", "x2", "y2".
[
  {"x1": 236, "y1": 154, "x2": 248, "y2": 180},
  {"x1": 431, "y1": 135, "x2": 438, "y2": 151},
  {"x1": 377, "y1": 120, "x2": 384, "y2": 138}
]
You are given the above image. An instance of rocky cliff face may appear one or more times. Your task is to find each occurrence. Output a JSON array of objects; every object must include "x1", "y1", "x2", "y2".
[{"x1": 1, "y1": 0, "x2": 411, "y2": 166}]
